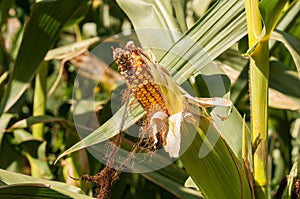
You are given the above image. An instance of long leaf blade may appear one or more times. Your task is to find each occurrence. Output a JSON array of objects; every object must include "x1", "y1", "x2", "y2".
[{"x1": 0, "y1": 169, "x2": 92, "y2": 199}]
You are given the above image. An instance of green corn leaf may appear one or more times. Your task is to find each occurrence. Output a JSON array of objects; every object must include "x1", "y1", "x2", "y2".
[
  {"x1": 116, "y1": 0, "x2": 184, "y2": 52},
  {"x1": 0, "y1": 183, "x2": 71, "y2": 199},
  {"x1": 142, "y1": 166, "x2": 204, "y2": 199},
  {"x1": 56, "y1": 101, "x2": 144, "y2": 163},
  {"x1": 24, "y1": 142, "x2": 54, "y2": 179},
  {"x1": 271, "y1": 30, "x2": 300, "y2": 78},
  {"x1": 180, "y1": 118, "x2": 252, "y2": 198},
  {"x1": 44, "y1": 37, "x2": 100, "y2": 61},
  {"x1": 0, "y1": 169, "x2": 92, "y2": 199},
  {"x1": 269, "y1": 60, "x2": 300, "y2": 110},
  {"x1": 0, "y1": 113, "x2": 15, "y2": 148},
  {"x1": 7, "y1": 115, "x2": 76, "y2": 132},
  {"x1": 0, "y1": 0, "x2": 89, "y2": 114},
  {"x1": 244, "y1": 0, "x2": 289, "y2": 57},
  {"x1": 259, "y1": 0, "x2": 289, "y2": 37}
]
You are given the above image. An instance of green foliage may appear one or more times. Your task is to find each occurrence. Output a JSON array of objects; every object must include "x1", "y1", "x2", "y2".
[
  {"x1": 0, "y1": 0, "x2": 299, "y2": 198},
  {"x1": 0, "y1": 0, "x2": 90, "y2": 113}
]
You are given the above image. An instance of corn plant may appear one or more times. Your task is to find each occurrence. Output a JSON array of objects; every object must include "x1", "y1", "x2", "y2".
[{"x1": 0, "y1": 0, "x2": 299, "y2": 198}]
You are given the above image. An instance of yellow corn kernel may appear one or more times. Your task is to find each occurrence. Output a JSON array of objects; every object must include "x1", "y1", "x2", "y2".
[{"x1": 113, "y1": 42, "x2": 168, "y2": 115}]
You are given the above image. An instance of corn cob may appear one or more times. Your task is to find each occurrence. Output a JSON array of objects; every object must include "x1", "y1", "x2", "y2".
[{"x1": 113, "y1": 41, "x2": 168, "y2": 116}]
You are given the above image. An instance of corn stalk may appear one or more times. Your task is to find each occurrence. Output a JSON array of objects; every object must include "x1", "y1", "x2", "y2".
[
  {"x1": 245, "y1": 0, "x2": 290, "y2": 197},
  {"x1": 244, "y1": 0, "x2": 269, "y2": 197}
]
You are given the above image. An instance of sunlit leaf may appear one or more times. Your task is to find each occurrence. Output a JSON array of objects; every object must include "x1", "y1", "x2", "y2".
[
  {"x1": 0, "y1": 113, "x2": 15, "y2": 149},
  {"x1": 44, "y1": 37, "x2": 100, "y2": 61},
  {"x1": 259, "y1": 0, "x2": 288, "y2": 37},
  {"x1": 116, "y1": 0, "x2": 184, "y2": 52},
  {"x1": 0, "y1": 113, "x2": 15, "y2": 133}
]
